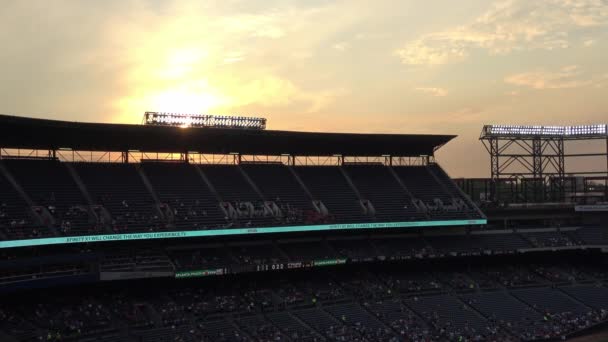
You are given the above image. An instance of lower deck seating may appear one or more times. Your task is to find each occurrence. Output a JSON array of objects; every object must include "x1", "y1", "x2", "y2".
[
  {"x1": 512, "y1": 287, "x2": 589, "y2": 314},
  {"x1": 463, "y1": 291, "x2": 547, "y2": 339},
  {"x1": 265, "y1": 311, "x2": 321, "y2": 341},
  {"x1": 2, "y1": 260, "x2": 608, "y2": 342},
  {"x1": 406, "y1": 294, "x2": 491, "y2": 339},
  {"x1": 561, "y1": 285, "x2": 608, "y2": 310}
]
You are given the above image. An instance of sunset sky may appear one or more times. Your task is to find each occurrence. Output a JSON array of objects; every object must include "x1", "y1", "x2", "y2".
[{"x1": 1, "y1": 0, "x2": 607, "y2": 177}]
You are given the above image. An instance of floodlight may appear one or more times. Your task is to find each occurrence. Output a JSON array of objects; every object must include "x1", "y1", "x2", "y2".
[
  {"x1": 143, "y1": 112, "x2": 267, "y2": 130},
  {"x1": 483, "y1": 124, "x2": 607, "y2": 138}
]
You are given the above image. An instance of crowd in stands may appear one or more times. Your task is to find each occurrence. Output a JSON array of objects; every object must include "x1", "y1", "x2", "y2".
[
  {"x1": 2, "y1": 259, "x2": 608, "y2": 342},
  {"x1": 0, "y1": 160, "x2": 485, "y2": 238}
]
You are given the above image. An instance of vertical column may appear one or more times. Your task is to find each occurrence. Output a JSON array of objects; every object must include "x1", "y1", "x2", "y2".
[
  {"x1": 489, "y1": 137, "x2": 499, "y2": 202},
  {"x1": 557, "y1": 138, "x2": 565, "y2": 202},
  {"x1": 532, "y1": 138, "x2": 543, "y2": 201}
]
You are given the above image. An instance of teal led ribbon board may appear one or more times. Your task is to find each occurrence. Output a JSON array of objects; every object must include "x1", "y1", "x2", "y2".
[{"x1": 0, "y1": 219, "x2": 486, "y2": 249}]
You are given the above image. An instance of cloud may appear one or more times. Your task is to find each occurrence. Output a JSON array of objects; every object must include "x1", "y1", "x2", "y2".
[
  {"x1": 333, "y1": 42, "x2": 350, "y2": 51},
  {"x1": 415, "y1": 87, "x2": 448, "y2": 97},
  {"x1": 583, "y1": 39, "x2": 596, "y2": 46},
  {"x1": 219, "y1": 13, "x2": 286, "y2": 39},
  {"x1": 396, "y1": 0, "x2": 608, "y2": 65},
  {"x1": 222, "y1": 52, "x2": 245, "y2": 64},
  {"x1": 504, "y1": 65, "x2": 592, "y2": 89}
]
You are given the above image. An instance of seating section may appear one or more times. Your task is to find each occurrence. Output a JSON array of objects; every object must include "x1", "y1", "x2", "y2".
[
  {"x1": 371, "y1": 236, "x2": 432, "y2": 259},
  {"x1": 428, "y1": 164, "x2": 482, "y2": 217},
  {"x1": 72, "y1": 162, "x2": 160, "y2": 232},
  {"x1": 293, "y1": 308, "x2": 364, "y2": 341},
  {"x1": 293, "y1": 166, "x2": 366, "y2": 223},
  {"x1": 169, "y1": 246, "x2": 233, "y2": 270},
  {"x1": 199, "y1": 165, "x2": 260, "y2": 203},
  {"x1": 427, "y1": 235, "x2": 477, "y2": 255},
  {"x1": 142, "y1": 163, "x2": 227, "y2": 230},
  {"x1": 200, "y1": 165, "x2": 278, "y2": 227},
  {"x1": 3, "y1": 159, "x2": 92, "y2": 235},
  {"x1": 561, "y1": 285, "x2": 608, "y2": 310},
  {"x1": 407, "y1": 294, "x2": 490, "y2": 339},
  {"x1": 523, "y1": 232, "x2": 578, "y2": 248},
  {"x1": 0, "y1": 165, "x2": 44, "y2": 239},
  {"x1": 229, "y1": 243, "x2": 286, "y2": 266},
  {"x1": 100, "y1": 249, "x2": 173, "y2": 273},
  {"x1": 566, "y1": 226, "x2": 608, "y2": 245},
  {"x1": 1, "y1": 258, "x2": 608, "y2": 342},
  {"x1": 392, "y1": 165, "x2": 476, "y2": 220},
  {"x1": 11, "y1": 160, "x2": 608, "y2": 248},
  {"x1": 329, "y1": 238, "x2": 378, "y2": 261},
  {"x1": 324, "y1": 302, "x2": 393, "y2": 341},
  {"x1": 343, "y1": 164, "x2": 423, "y2": 221},
  {"x1": 265, "y1": 311, "x2": 320, "y2": 341},
  {"x1": 240, "y1": 163, "x2": 314, "y2": 223},
  {"x1": 512, "y1": 287, "x2": 589, "y2": 314},
  {"x1": 471, "y1": 233, "x2": 532, "y2": 252},
  {"x1": 365, "y1": 298, "x2": 430, "y2": 341},
  {"x1": 464, "y1": 291, "x2": 546, "y2": 336},
  {"x1": 281, "y1": 240, "x2": 336, "y2": 261}
]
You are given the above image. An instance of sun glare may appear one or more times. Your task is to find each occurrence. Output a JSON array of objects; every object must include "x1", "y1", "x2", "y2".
[{"x1": 151, "y1": 87, "x2": 224, "y2": 115}]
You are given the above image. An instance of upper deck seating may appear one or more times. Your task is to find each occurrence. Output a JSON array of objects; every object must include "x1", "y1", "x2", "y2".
[
  {"x1": 4, "y1": 159, "x2": 91, "y2": 235},
  {"x1": 392, "y1": 165, "x2": 476, "y2": 220},
  {"x1": 0, "y1": 162, "x2": 51, "y2": 239},
  {"x1": 142, "y1": 163, "x2": 227, "y2": 230},
  {"x1": 343, "y1": 164, "x2": 425, "y2": 221},
  {"x1": 293, "y1": 166, "x2": 367, "y2": 223},
  {"x1": 240, "y1": 163, "x2": 314, "y2": 223},
  {"x1": 71, "y1": 163, "x2": 160, "y2": 232}
]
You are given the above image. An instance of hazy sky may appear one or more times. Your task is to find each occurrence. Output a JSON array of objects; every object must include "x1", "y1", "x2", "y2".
[{"x1": 1, "y1": 0, "x2": 607, "y2": 177}]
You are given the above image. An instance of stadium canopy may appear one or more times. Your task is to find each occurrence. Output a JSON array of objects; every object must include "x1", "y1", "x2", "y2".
[{"x1": 0, "y1": 114, "x2": 455, "y2": 157}]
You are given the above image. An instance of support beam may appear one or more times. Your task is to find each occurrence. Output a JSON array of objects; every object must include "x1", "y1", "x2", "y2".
[{"x1": 480, "y1": 124, "x2": 607, "y2": 203}]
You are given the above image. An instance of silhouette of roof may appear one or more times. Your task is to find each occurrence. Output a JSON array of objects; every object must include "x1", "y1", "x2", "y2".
[{"x1": 0, "y1": 114, "x2": 455, "y2": 157}]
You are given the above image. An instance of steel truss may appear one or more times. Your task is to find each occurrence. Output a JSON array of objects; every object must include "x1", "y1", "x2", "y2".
[
  {"x1": 480, "y1": 126, "x2": 608, "y2": 203},
  {"x1": 0, "y1": 148, "x2": 431, "y2": 167}
]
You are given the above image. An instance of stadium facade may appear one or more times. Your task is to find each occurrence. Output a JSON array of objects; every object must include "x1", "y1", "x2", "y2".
[{"x1": 0, "y1": 114, "x2": 607, "y2": 342}]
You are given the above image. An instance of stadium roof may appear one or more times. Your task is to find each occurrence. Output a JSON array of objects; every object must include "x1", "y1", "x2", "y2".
[{"x1": 0, "y1": 114, "x2": 455, "y2": 157}]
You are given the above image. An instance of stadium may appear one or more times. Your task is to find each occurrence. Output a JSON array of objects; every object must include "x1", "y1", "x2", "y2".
[{"x1": 0, "y1": 112, "x2": 607, "y2": 342}]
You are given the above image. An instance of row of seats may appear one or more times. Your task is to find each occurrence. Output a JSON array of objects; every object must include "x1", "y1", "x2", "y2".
[
  {"x1": 0, "y1": 227, "x2": 604, "y2": 288},
  {"x1": 2, "y1": 262, "x2": 608, "y2": 342},
  {"x1": 0, "y1": 159, "x2": 482, "y2": 239},
  {"x1": 166, "y1": 228, "x2": 602, "y2": 271}
]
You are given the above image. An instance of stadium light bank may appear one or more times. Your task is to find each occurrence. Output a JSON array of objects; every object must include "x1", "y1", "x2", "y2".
[
  {"x1": 143, "y1": 111, "x2": 267, "y2": 130},
  {"x1": 481, "y1": 124, "x2": 607, "y2": 139}
]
